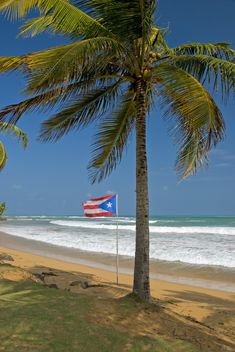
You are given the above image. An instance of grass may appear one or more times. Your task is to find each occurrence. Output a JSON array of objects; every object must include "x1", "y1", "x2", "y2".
[{"x1": 0, "y1": 278, "x2": 198, "y2": 352}]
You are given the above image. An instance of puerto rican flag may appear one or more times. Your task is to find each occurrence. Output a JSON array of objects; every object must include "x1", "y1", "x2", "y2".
[{"x1": 83, "y1": 194, "x2": 117, "y2": 217}]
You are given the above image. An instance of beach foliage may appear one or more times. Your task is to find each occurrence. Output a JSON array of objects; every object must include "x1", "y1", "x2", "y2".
[
  {"x1": 0, "y1": 0, "x2": 234, "y2": 300},
  {"x1": 0, "y1": 202, "x2": 6, "y2": 215},
  {"x1": 0, "y1": 122, "x2": 28, "y2": 171}
]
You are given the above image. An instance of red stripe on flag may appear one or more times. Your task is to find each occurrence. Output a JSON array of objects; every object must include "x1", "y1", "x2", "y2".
[
  {"x1": 84, "y1": 212, "x2": 113, "y2": 217},
  {"x1": 83, "y1": 204, "x2": 99, "y2": 209}
]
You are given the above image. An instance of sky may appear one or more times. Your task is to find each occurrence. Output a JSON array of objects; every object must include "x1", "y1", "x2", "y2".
[{"x1": 0, "y1": 0, "x2": 234, "y2": 216}]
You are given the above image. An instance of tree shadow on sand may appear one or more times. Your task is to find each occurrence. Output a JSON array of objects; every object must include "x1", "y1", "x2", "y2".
[
  {"x1": 162, "y1": 289, "x2": 235, "y2": 348},
  {"x1": 0, "y1": 278, "x2": 196, "y2": 352},
  {"x1": 1, "y1": 264, "x2": 235, "y2": 352}
]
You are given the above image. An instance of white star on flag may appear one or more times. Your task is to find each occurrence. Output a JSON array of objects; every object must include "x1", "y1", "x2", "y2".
[{"x1": 83, "y1": 194, "x2": 117, "y2": 217}]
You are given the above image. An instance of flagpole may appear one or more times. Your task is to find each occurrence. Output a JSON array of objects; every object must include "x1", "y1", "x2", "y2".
[{"x1": 116, "y1": 194, "x2": 119, "y2": 285}]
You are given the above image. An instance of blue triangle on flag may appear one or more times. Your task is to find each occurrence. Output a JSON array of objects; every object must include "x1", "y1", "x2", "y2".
[{"x1": 99, "y1": 195, "x2": 117, "y2": 215}]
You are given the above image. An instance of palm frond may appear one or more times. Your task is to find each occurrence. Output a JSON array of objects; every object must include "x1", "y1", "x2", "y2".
[
  {"x1": 0, "y1": 56, "x2": 25, "y2": 73},
  {"x1": 0, "y1": 78, "x2": 102, "y2": 124},
  {"x1": 0, "y1": 36, "x2": 126, "y2": 94},
  {"x1": 172, "y1": 42, "x2": 235, "y2": 60},
  {"x1": 169, "y1": 54, "x2": 235, "y2": 99},
  {"x1": 150, "y1": 26, "x2": 169, "y2": 52},
  {"x1": 0, "y1": 0, "x2": 233, "y2": 187},
  {"x1": 0, "y1": 0, "x2": 38, "y2": 20},
  {"x1": 0, "y1": 74, "x2": 133, "y2": 126},
  {"x1": 79, "y1": 0, "x2": 154, "y2": 42},
  {"x1": 39, "y1": 80, "x2": 124, "y2": 141},
  {"x1": 139, "y1": 0, "x2": 156, "y2": 40},
  {"x1": 175, "y1": 131, "x2": 211, "y2": 180},
  {"x1": 0, "y1": 88, "x2": 66, "y2": 124},
  {"x1": 0, "y1": 122, "x2": 28, "y2": 148},
  {"x1": 19, "y1": 15, "x2": 54, "y2": 37},
  {"x1": 0, "y1": 202, "x2": 6, "y2": 214},
  {"x1": 88, "y1": 90, "x2": 136, "y2": 183},
  {"x1": 26, "y1": 37, "x2": 123, "y2": 70},
  {"x1": 0, "y1": 141, "x2": 7, "y2": 171},
  {"x1": 153, "y1": 63, "x2": 225, "y2": 178},
  {"x1": 0, "y1": 0, "x2": 110, "y2": 37},
  {"x1": 25, "y1": 37, "x2": 126, "y2": 92}
]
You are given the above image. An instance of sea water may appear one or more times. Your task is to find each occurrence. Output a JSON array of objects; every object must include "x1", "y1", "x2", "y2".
[{"x1": 1, "y1": 216, "x2": 235, "y2": 268}]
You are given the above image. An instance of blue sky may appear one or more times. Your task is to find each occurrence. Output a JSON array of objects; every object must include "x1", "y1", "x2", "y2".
[{"x1": 0, "y1": 0, "x2": 234, "y2": 216}]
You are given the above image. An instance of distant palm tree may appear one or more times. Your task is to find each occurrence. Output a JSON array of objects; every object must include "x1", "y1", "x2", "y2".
[
  {"x1": 0, "y1": 202, "x2": 6, "y2": 216},
  {"x1": 0, "y1": 122, "x2": 28, "y2": 171},
  {"x1": 0, "y1": 0, "x2": 234, "y2": 300}
]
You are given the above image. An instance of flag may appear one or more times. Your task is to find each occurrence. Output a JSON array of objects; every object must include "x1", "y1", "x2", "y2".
[{"x1": 83, "y1": 194, "x2": 117, "y2": 217}]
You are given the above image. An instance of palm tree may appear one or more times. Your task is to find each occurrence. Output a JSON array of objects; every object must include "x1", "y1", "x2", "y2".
[
  {"x1": 0, "y1": 0, "x2": 234, "y2": 300},
  {"x1": 0, "y1": 122, "x2": 28, "y2": 170},
  {"x1": 0, "y1": 123, "x2": 27, "y2": 218},
  {"x1": 0, "y1": 202, "x2": 6, "y2": 216}
]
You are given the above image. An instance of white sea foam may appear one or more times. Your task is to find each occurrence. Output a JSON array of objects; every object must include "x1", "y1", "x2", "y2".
[
  {"x1": 1, "y1": 216, "x2": 235, "y2": 268},
  {"x1": 50, "y1": 220, "x2": 235, "y2": 236},
  {"x1": 116, "y1": 219, "x2": 157, "y2": 223}
]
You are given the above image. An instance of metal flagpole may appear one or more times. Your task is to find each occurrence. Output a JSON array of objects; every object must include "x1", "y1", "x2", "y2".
[{"x1": 116, "y1": 194, "x2": 119, "y2": 285}]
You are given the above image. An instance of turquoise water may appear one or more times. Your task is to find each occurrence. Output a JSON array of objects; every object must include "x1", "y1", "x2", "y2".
[
  {"x1": 1, "y1": 215, "x2": 235, "y2": 268},
  {"x1": 153, "y1": 216, "x2": 235, "y2": 227}
]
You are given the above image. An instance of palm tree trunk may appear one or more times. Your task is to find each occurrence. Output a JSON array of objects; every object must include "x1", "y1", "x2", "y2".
[{"x1": 133, "y1": 79, "x2": 150, "y2": 301}]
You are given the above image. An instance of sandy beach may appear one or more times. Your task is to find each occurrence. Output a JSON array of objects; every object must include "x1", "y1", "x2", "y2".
[
  {"x1": 1, "y1": 230, "x2": 235, "y2": 322},
  {"x1": 1, "y1": 229, "x2": 235, "y2": 292},
  {"x1": 1, "y1": 229, "x2": 235, "y2": 351}
]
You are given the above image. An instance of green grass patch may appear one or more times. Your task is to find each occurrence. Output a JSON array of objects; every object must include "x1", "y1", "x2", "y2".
[{"x1": 0, "y1": 280, "x2": 198, "y2": 352}]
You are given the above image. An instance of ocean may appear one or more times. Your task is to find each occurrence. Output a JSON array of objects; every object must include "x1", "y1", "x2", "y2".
[{"x1": 1, "y1": 216, "x2": 235, "y2": 268}]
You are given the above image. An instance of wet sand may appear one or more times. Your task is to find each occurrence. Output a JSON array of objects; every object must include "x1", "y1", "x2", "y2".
[
  {"x1": 0, "y1": 230, "x2": 235, "y2": 293},
  {"x1": 1, "y1": 229, "x2": 235, "y2": 350}
]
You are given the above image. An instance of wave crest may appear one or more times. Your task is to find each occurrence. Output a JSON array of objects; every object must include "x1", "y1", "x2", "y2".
[{"x1": 50, "y1": 220, "x2": 235, "y2": 235}]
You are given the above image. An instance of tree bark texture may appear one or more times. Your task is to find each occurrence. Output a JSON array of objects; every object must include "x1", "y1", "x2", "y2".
[{"x1": 133, "y1": 79, "x2": 150, "y2": 301}]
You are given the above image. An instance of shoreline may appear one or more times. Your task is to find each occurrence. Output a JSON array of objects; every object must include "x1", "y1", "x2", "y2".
[
  {"x1": 1, "y1": 231, "x2": 235, "y2": 350},
  {"x1": 1, "y1": 230, "x2": 235, "y2": 294}
]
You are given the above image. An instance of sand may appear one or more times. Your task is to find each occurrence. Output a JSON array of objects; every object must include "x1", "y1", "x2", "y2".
[{"x1": 0, "y1": 230, "x2": 235, "y2": 350}]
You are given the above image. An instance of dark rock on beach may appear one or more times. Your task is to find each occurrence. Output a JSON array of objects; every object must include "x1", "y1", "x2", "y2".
[
  {"x1": 70, "y1": 280, "x2": 89, "y2": 289},
  {"x1": 41, "y1": 271, "x2": 57, "y2": 276},
  {"x1": 0, "y1": 253, "x2": 14, "y2": 262},
  {"x1": 32, "y1": 271, "x2": 57, "y2": 282},
  {"x1": 33, "y1": 273, "x2": 45, "y2": 282},
  {"x1": 80, "y1": 281, "x2": 89, "y2": 289},
  {"x1": 70, "y1": 280, "x2": 81, "y2": 286}
]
